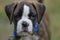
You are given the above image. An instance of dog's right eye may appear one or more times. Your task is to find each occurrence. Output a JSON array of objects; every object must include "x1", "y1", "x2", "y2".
[
  {"x1": 14, "y1": 13, "x2": 22, "y2": 18},
  {"x1": 14, "y1": 14, "x2": 19, "y2": 18},
  {"x1": 14, "y1": 14, "x2": 21, "y2": 21}
]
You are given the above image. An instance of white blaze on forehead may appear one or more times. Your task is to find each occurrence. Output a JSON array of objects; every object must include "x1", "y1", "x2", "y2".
[{"x1": 22, "y1": 4, "x2": 30, "y2": 18}]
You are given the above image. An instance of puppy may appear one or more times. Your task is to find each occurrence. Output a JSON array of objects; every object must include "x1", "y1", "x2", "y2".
[{"x1": 5, "y1": 0, "x2": 50, "y2": 40}]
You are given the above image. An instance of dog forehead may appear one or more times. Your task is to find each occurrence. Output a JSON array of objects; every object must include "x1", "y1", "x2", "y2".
[
  {"x1": 23, "y1": 4, "x2": 30, "y2": 15},
  {"x1": 21, "y1": 4, "x2": 30, "y2": 18},
  {"x1": 14, "y1": 2, "x2": 37, "y2": 17}
]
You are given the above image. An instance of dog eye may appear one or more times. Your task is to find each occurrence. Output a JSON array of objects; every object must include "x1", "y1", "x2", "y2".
[
  {"x1": 28, "y1": 14, "x2": 36, "y2": 21},
  {"x1": 14, "y1": 15, "x2": 21, "y2": 21},
  {"x1": 32, "y1": 14, "x2": 36, "y2": 17},
  {"x1": 14, "y1": 15, "x2": 19, "y2": 17},
  {"x1": 29, "y1": 13, "x2": 36, "y2": 17},
  {"x1": 14, "y1": 14, "x2": 21, "y2": 19}
]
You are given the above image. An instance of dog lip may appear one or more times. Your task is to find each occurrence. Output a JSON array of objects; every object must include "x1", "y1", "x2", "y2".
[
  {"x1": 18, "y1": 32, "x2": 33, "y2": 37},
  {"x1": 19, "y1": 31, "x2": 31, "y2": 34},
  {"x1": 23, "y1": 30, "x2": 27, "y2": 32}
]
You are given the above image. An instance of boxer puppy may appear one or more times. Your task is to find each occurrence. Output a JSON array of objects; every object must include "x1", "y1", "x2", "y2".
[{"x1": 5, "y1": 0, "x2": 50, "y2": 40}]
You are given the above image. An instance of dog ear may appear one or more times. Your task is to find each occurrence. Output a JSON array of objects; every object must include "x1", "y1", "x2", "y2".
[
  {"x1": 32, "y1": 3, "x2": 45, "y2": 24},
  {"x1": 37, "y1": 4, "x2": 45, "y2": 24},
  {"x1": 5, "y1": 3, "x2": 17, "y2": 24}
]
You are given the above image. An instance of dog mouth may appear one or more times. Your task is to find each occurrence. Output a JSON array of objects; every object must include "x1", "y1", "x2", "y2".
[{"x1": 17, "y1": 31, "x2": 32, "y2": 37}]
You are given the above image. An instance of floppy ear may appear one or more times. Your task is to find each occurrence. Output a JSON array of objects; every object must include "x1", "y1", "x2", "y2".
[
  {"x1": 37, "y1": 4, "x2": 46, "y2": 24},
  {"x1": 5, "y1": 3, "x2": 17, "y2": 24},
  {"x1": 32, "y1": 3, "x2": 46, "y2": 24}
]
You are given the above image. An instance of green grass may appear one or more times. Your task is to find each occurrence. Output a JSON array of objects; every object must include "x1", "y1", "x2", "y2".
[
  {"x1": 0, "y1": 0, "x2": 60, "y2": 40},
  {"x1": 45, "y1": 0, "x2": 60, "y2": 40}
]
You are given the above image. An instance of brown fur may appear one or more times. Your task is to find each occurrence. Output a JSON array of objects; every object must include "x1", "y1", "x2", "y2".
[{"x1": 5, "y1": 0, "x2": 50, "y2": 40}]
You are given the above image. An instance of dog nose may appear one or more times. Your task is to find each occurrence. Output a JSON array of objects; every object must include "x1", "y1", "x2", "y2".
[{"x1": 22, "y1": 21, "x2": 29, "y2": 27}]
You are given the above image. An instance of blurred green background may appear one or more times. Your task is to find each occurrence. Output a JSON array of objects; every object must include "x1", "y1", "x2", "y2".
[{"x1": 0, "y1": 0, "x2": 60, "y2": 40}]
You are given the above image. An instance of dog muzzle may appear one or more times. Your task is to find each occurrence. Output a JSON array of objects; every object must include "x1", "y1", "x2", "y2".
[{"x1": 13, "y1": 22, "x2": 39, "y2": 37}]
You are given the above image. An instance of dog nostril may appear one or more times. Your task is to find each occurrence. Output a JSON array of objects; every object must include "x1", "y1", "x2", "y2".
[{"x1": 22, "y1": 21, "x2": 29, "y2": 27}]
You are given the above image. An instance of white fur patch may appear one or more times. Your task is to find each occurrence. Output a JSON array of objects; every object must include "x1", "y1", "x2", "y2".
[
  {"x1": 22, "y1": 5, "x2": 30, "y2": 18},
  {"x1": 17, "y1": 4, "x2": 33, "y2": 34}
]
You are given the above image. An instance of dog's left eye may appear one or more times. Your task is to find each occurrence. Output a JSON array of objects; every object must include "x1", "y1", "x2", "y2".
[
  {"x1": 28, "y1": 13, "x2": 36, "y2": 21},
  {"x1": 29, "y1": 14, "x2": 34, "y2": 17},
  {"x1": 29, "y1": 13, "x2": 36, "y2": 17}
]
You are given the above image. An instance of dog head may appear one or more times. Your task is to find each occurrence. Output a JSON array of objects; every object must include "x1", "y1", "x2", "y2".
[{"x1": 5, "y1": 0, "x2": 45, "y2": 35}]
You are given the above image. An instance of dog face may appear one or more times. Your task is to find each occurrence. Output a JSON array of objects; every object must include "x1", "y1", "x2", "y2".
[
  {"x1": 15, "y1": 4, "x2": 37, "y2": 34},
  {"x1": 5, "y1": 1, "x2": 45, "y2": 35}
]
